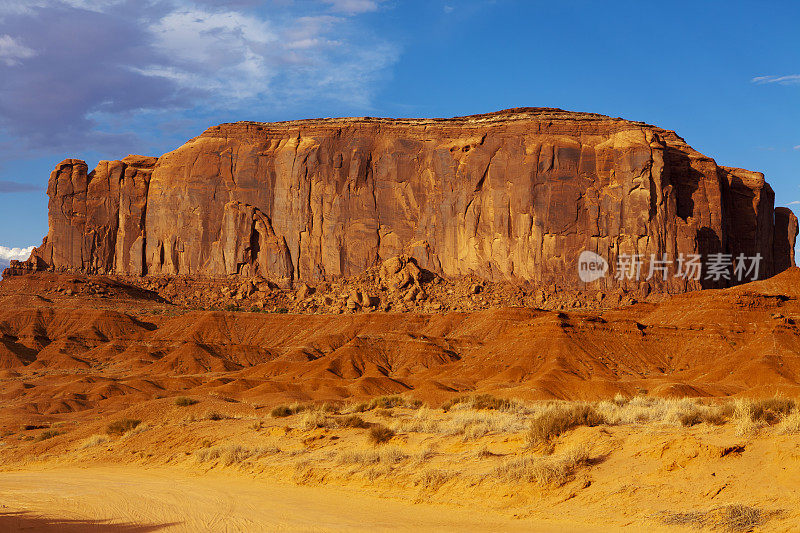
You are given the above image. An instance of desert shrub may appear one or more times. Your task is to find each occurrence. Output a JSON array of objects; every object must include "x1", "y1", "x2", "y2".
[
  {"x1": 196, "y1": 445, "x2": 275, "y2": 465},
  {"x1": 174, "y1": 397, "x2": 198, "y2": 407},
  {"x1": 495, "y1": 445, "x2": 591, "y2": 486},
  {"x1": 121, "y1": 423, "x2": 150, "y2": 439},
  {"x1": 222, "y1": 445, "x2": 254, "y2": 466},
  {"x1": 675, "y1": 401, "x2": 733, "y2": 427},
  {"x1": 368, "y1": 425, "x2": 395, "y2": 445},
  {"x1": 274, "y1": 308, "x2": 288, "y2": 314},
  {"x1": 205, "y1": 411, "x2": 228, "y2": 421},
  {"x1": 777, "y1": 410, "x2": 800, "y2": 434},
  {"x1": 270, "y1": 403, "x2": 306, "y2": 418},
  {"x1": 337, "y1": 415, "x2": 368, "y2": 429},
  {"x1": 224, "y1": 304, "x2": 240, "y2": 312},
  {"x1": 195, "y1": 447, "x2": 221, "y2": 463},
  {"x1": 734, "y1": 397, "x2": 796, "y2": 435},
  {"x1": 370, "y1": 396, "x2": 408, "y2": 409},
  {"x1": 389, "y1": 407, "x2": 441, "y2": 434},
  {"x1": 79, "y1": 434, "x2": 108, "y2": 449},
  {"x1": 527, "y1": 404, "x2": 604, "y2": 446},
  {"x1": 36, "y1": 429, "x2": 61, "y2": 441},
  {"x1": 442, "y1": 394, "x2": 515, "y2": 412},
  {"x1": 416, "y1": 469, "x2": 454, "y2": 491},
  {"x1": 337, "y1": 449, "x2": 380, "y2": 465},
  {"x1": 660, "y1": 504, "x2": 782, "y2": 532},
  {"x1": 375, "y1": 408, "x2": 393, "y2": 418},
  {"x1": 299, "y1": 410, "x2": 329, "y2": 430},
  {"x1": 106, "y1": 418, "x2": 141, "y2": 436},
  {"x1": 750, "y1": 397, "x2": 795, "y2": 424}
]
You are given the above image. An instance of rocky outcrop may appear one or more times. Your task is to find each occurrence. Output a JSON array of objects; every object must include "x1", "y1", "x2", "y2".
[
  {"x1": 17, "y1": 108, "x2": 798, "y2": 292},
  {"x1": 31, "y1": 155, "x2": 156, "y2": 275}
]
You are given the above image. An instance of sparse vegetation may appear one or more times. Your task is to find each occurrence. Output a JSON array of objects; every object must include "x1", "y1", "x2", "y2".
[
  {"x1": 79, "y1": 434, "x2": 108, "y2": 449},
  {"x1": 442, "y1": 394, "x2": 515, "y2": 412},
  {"x1": 349, "y1": 395, "x2": 422, "y2": 412},
  {"x1": 174, "y1": 396, "x2": 199, "y2": 407},
  {"x1": 527, "y1": 403, "x2": 604, "y2": 446},
  {"x1": 106, "y1": 418, "x2": 141, "y2": 436},
  {"x1": 36, "y1": 429, "x2": 62, "y2": 441},
  {"x1": 270, "y1": 403, "x2": 306, "y2": 418},
  {"x1": 195, "y1": 444, "x2": 279, "y2": 465},
  {"x1": 734, "y1": 397, "x2": 797, "y2": 435},
  {"x1": 660, "y1": 504, "x2": 783, "y2": 532},
  {"x1": 495, "y1": 445, "x2": 591, "y2": 486},
  {"x1": 368, "y1": 424, "x2": 395, "y2": 445},
  {"x1": 336, "y1": 414, "x2": 369, "y2": 428}
]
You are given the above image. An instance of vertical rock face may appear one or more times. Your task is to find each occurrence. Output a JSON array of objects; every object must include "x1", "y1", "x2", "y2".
[
  {"x1": 23, "y1": 108, "x2": 798, "y2": 291},
  {"x1": 33, "y1": 156, "x2": 157, "y2": 275}
]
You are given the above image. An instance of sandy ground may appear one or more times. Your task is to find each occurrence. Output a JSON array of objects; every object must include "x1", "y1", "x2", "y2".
[{"x1": 0, "y1": 466, "x2": 626, "y2": 532}]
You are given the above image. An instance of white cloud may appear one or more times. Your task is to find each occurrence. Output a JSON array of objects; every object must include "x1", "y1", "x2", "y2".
[
  {"x1": 751, "y1": 74, "x2": 800, "y2": 85},
  {"x1": 135, "y1": 6, "x2": 398, "y2": 107},
  {"x1": 142, "y1": 8, "x2": 278, "y2": 99},
  {"x1": 0, "y1": 245, "x2": 34, "y2": 268},
  {"x1": 788, "y1": 201, "x2": 800, "y2": 206},
  {"x1": 323, "y1": 0, "x2": 380, "y2": 14},
  {"x1": 794, "y1": 145, "x2": 800, "y2": 150},
  {"x1": 0, "y1": 34, "x2": 36, "y2": 66}
]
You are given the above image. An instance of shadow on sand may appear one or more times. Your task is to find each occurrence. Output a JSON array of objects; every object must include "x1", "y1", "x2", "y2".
[{"x1": 0, "y1": 511, "x2": 178, "y2": 532}]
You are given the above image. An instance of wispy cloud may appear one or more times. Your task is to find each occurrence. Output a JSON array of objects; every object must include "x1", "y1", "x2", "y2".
[
  {"x1": 0, "y1": 34, "x2": 36, "y2": 66},
  {"x1": 794, "y1": 145, "x2": 800, "y2": 150},
  {"x1": 0, "y1": 180, "x2": 38, "y2": 193},
  {"x1": 788, "y1": 201, "x2": 800, "y2": 206},
  {"x1": 323, "y1": 0, "x2": 381, "y2": 14},
  {"x1": 0, "y1": 1, "x2": 400, "y2": 155},
  {"x1": 751, "y1": 74, "x2": 800, "y2": 85}
]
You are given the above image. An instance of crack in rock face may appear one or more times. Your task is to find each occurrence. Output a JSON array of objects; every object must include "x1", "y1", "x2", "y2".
[{"x1": 13, "y1": 109, "x2": 798, "y2": 294}]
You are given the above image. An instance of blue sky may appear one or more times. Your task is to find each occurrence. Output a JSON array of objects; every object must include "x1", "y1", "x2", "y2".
[{"x1": 0, "y1": 0, "x2": 798, "y2": 264}]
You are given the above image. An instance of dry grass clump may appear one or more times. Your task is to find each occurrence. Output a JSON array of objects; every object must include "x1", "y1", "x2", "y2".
[
  {"x1": 440, "y1": 410, "x2": 525, "y2": 440},
  {"x1": 174, "y1": 397, "x2": 198, "y2": 407},
  {"x1": 389, "y1": 407, "x2": 440, "y2": 433},
  {"x1": 660, "y1": 504, "x2": 782, "y2": 532},
  {"x1": 196, "y1": 444, "x2": 278, "y2": 465},
  {"x1": 594, "y1": 396, "x2": 735, "y2": 427},
  {"x1": 527, "y1": 404, "x2": 604, "y2": 446},
  {"x1": 106, "y1": 418, "x2": 141, "y2": 436},
  {"x1": 299, "y1": 410, "x2": 329, "y2": 430},
  {"x1": 495, "y1": 445, "x2": 591, "y2": 486},
  {"x1": 666, "y1": 398, "x2": 733, "y2": 427},
  {"x1": 79, "y1": 434, "x2": 108, "y2": 449},
  {"x1": 36, "y1": 429, "x2": 62, "y2": 442},
  {"x1": 368, "y1": 425, "x2": 395, "y2": 445},
  {"x1": 204, "y1": 411, "x2": 231, "y2": 421},
  {"x1": 336, "y1": 414, "x2": 369, "y2": 429},
  {"x1": 777, "y1": 409, "x2": 800, "y2": 434},
  {"x1": 734, "y1": 397, "x2": 796, "y2": 435},
  {"x1": 270, "y1": 403, "x2": 307, "y2": 418},
  {"x1": 349, "y1": 395, "x2": 422, "y2": 413},
  {"x1": 337, "y1": 447, "x2": 407, "y2": 466},
  {"x1": 441, "y1": 394, "x2": 515, "y2": 412},
  {"x1": 120, "y1": 422, "x2": 150, "y2": 439},
  {"x1": 416, "y1": 468, "x2": 454, "y2": 491}
]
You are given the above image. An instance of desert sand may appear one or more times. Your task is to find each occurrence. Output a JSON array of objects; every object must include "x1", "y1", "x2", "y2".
[{"x1": 1, "y1": 268, "x2": 800, "y2": 530}]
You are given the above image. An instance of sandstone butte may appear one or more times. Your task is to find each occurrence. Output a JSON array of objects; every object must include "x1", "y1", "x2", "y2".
[{"x1": 12, "y1": 108, "x2": 798, "y2": 293}]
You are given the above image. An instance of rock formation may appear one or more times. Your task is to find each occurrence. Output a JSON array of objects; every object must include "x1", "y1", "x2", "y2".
[{"x1": 16, "y1": 108, "x2": 798, "y2": 292}]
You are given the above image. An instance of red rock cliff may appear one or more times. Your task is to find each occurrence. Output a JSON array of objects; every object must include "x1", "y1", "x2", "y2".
[{"x1": 23, "y1": 108, "x2": 798, "y2": 291}]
